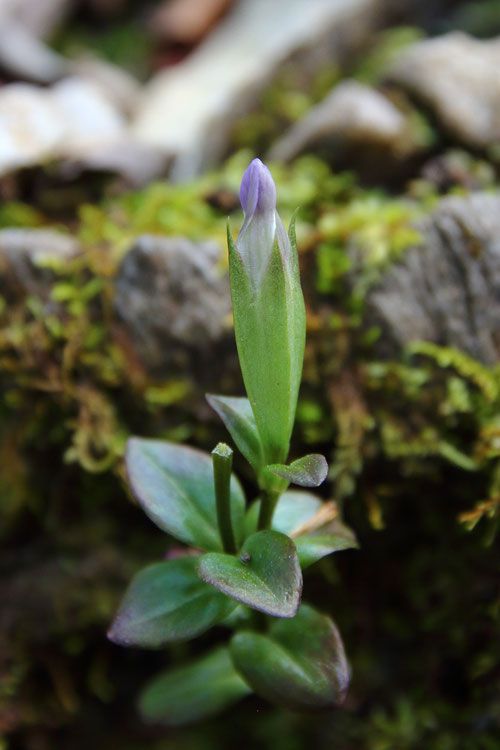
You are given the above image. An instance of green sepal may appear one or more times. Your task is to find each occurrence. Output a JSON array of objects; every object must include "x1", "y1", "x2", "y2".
[
  {"x1": 265, "y1": 453, "x2": 328, "y2": 488},
  {"x1": 230, "y1": 604, "x2": 350, "y2": 711},
  {"x1": 206, "y1": 394, "x2": 265, "y2": 475},
  {"x1": 107, "y1": 557, "x2": 237, "y2": 648},
  {"x1": 198, "y1": 530, "x2": 302, "y2": 618},
  {"x1": 139, "y1": 647, "x2": 252, "y2": 727},
  {"x1": 228, "y1": 224, "x2": 305, "y2": 467},
  {"x1": 126, "y1": 438, "x2": 245, "y2": 551}
]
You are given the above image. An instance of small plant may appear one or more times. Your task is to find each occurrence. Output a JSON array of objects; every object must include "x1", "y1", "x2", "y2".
[{"x1": 108, "y1": 159, "x2": 357, "y2": 726}]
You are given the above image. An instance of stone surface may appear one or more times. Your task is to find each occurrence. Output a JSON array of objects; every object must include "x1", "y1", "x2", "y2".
[
  {"x1": 367, "y1": 193, "x2": 500, "y2": 364},
  {"x1": 0, "y1": 228, "x2": 80, "y2": 297},
  {"x1": 132, "y1": 0, "x2": 403, "y2": 179},
  {"x1": 50, "y1": 77, "x2": 126, "y2": 154},
  {"x1": 113, "y1": 235, "x2": 231, "y2": 371},
  {"x1": 0, "y1": 78, "x2": 127, "y2": 176},
  {"x1": 68, "y1": 57, "x2": 141, "y2": 115},
  {"x1": 0, "y1": 19, "x2": 66, "y2": 83},
  {"x1": 0, "y1": 0, "x2": 71, "y2": 82},
  {"x1": 0, "y1": 84, "x2": 64, "y2": 174},
  {"x1": 388, "y1": 32, "x2": 500, "y2": 148},
  {"x1": 268, "y1": 81, "x2": 407, "y2": 162},
  {"x1": 4, "y1": 0, "x2": 72, "y2": 39},
  {"x1": 58, "y1": 138, "x2": 168, "y2": 186}
]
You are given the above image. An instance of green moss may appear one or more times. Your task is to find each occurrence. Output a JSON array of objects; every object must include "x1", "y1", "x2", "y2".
[
  {"x1": 1, "y1": 150, "x2": 500, "y2": 747},
  {"x1": 350, "y1": 26, "x2": 424, "y2": 84},
  {"x1": 53, "y1": 21, "x2": 151, "y2": 78}
]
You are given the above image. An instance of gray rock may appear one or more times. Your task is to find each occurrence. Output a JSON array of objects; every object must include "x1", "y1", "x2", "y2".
[
  {"x1": 58, "y1": 138, "x2": 168, "y2": 187},
  {"x1": 268, "y1": 81, "x2": 407, "y2": 162},
  {"x1": 0, "y1": 0, "x2": 72, "y2": 82},
  {"x1": 367, "y1": 193, "x2": 500, "y2": 364},
  {"x1": 0, "y1": 228, "x2": 80, "y2": 297},
  {"x1": 3, "y1": 0, "x2": 72, "y2": 39},
  {"x1": 0, "y1": 78, "x2": 127, "y2": 176},
  {"x1": 132, "y1": 0, "x2": 409, "y2": 180},
  {"x1": 0, "y1": 19, "x2": 66, "y2": 83},
  {"x1": 113, "y1": 235, "x2": 231, "y2": 371},
  {"x1": 388, "y1": 32, "x2": 500, "y2": 148},
  {"x1": 68, "y1": 57, "x2": 142, "y2": 116}
]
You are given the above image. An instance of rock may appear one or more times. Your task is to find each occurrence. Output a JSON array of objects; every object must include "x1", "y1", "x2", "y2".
[
  {"x1": 0, "y1": 78, "x2": 127, "y2": 176},
  {"x1": 4, "y1": 0, "x2": 73, "y2": 39},
  {"x1": 113, "y1": 235, "x2": 231, "y2": 372},
  {"x1": 388, "y1": 32, "x2": 500, "y2": 149},
  {"x1": 50, "y1": 77, "x2": 126, "y2": 155},
  {"x1": 0, "y1": 19, "x2": 66, "y2": 83},
  {"x1": 68, "y1": 57, "x2": 142, "y2": 115},
  {"x1": 0, "y1": 228, "x2": 80, "y2": 298},
  {"x1": 0, "y1": 84, "x2": 64, "y2": 174},
  {"x1": 366, "y1": 193, "x2": 500, "y2": 365},
  {"x1": 268, "y1": 81, "x2": 408, "y2": 162},
  {"x1": 0, "y1": 77, "x2": 164, "y2": 185},
  {"x1": 58, "y1": 138, "x2": 168, "y2": 187},
  {"x1": 151, "y1": 0, "x2": 234, "y2": 45},
  {"x1": 132, "y1": 0, "x2": 405, "y2": 180}
]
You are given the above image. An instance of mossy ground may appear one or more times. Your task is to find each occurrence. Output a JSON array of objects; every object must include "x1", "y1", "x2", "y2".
[
  {"x1": 1, "y1": 17, "x2": 500, "y2": 750},
  {"x1": 1, "y1": 149, "x2": 499, "y2": 749}
]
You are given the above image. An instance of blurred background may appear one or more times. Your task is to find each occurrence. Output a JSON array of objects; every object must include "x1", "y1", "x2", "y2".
[{"x1": 0, "y1": 0, "x2": 500, "y2": 748}]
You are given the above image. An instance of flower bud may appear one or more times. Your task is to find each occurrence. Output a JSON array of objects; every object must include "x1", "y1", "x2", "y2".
[
  {"x1": 236, "y1": 158, "x2": 278, "y2": 286},
  {"x1": 228, "y1": 160, "x2": 306, "y2": 471}
]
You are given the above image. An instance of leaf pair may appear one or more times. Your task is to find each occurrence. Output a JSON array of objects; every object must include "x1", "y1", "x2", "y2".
[
  {"x1": 123, "y1": 439, "x2": 356, "y2": 631},
  {"x1": 109, "y1": 529, "x2": 304, "y2": 650},
  {"x1": 139, "y1": 605, "x2": 349, "y2": 726}
]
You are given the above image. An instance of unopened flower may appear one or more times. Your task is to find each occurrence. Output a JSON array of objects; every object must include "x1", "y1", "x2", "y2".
[
  {"x1": 236, "y1": 158, "x2": 294, "y2": 287},
  {"x1": 228, "y1": 159, "x2": 305, "y2": 468}
]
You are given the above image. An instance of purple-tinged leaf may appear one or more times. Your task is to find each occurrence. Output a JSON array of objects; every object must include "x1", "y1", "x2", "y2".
[
  {"x1": 125, "y1": 438, "x2": 245, "y2": 551},
  {"x1": 107, "y1": 557, "x2": 236, "y2": 648},
  {"x1": 245, "y1": 490, "x2": 322, "y2": 538},
  {"x1": 206, "y1": 394, "x2": 264, "y2": 473},
  {"x1": 266, "y1": 454, "x2": 328, "y2": 488},
  {"x1": 198, "y1": 530, "x2": 302, "y2": 618},
  {"x1": 231, "y1": 604, "x2": 350, "y2": 711},
  {"x1": 295, "y1": 533, "x2": 358, "y2": 569}
]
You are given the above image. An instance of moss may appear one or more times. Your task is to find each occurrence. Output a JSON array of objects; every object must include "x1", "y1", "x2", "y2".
[
  {"x1": 53, "y1": 21, "x2": 151, "y2": 79},
  {"x1": 1, "y1": 151, "x2": 500, "y2": 747}
]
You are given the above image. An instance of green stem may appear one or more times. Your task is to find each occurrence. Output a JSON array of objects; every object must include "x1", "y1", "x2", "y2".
[
  {"x1": 258, "y1": 490, "x2": 280, "y2": 530},
  {"x1": 212, "y1": 443, "x2": 236, "y2": 554}
]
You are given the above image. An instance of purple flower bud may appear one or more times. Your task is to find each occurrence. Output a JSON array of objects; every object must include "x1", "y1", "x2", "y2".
[
  {"x1": 236, "y1": 159, "x2": 281, "y2": 286},
  {"x1": 239, "y1": 158, "x2": 277, "y2": 218}
]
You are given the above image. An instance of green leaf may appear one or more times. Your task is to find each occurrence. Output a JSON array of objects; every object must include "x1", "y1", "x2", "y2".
[
  {"x1": 230, "y1": 604, "x2": 349, "y2": 711},
  {"x1": 126, "y1": 438, "x2": 245, "y2": 551},
  {"x1": 266, "y1": 454, "x2": 328, "y2": 487},
  {"x1": 107, "y1": 557, "x2": 236, "y2": 648},
  {"x1": 245, "y1": 490, "x2": 323, "y2": 537},
  {"x1": 229, "y1": 232, "x2": 306, "y2": 465},
  {"x1": 245, "y1": 492, "x2": 359, "y2": 568},
  {"x1": 198, "y1": 530, "x2": 302, "y2": 617},
  {"x1": 206, "y1": 394, "x2": 265, "y2": 473},
  {"x1": 139, "y1": 647, "x2": 252, "y2": 727},
  {"x1": 295, "y1": 532, "x2": 358, "y2": 569}
]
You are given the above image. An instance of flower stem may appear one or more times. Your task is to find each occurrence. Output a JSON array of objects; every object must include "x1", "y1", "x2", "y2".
[
  {"x1": 212, "y1": 443, "x2": 236, "y2": 554},
  {"x1": 258, "y1": 489, "x2": 280, "y2": 530}
]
